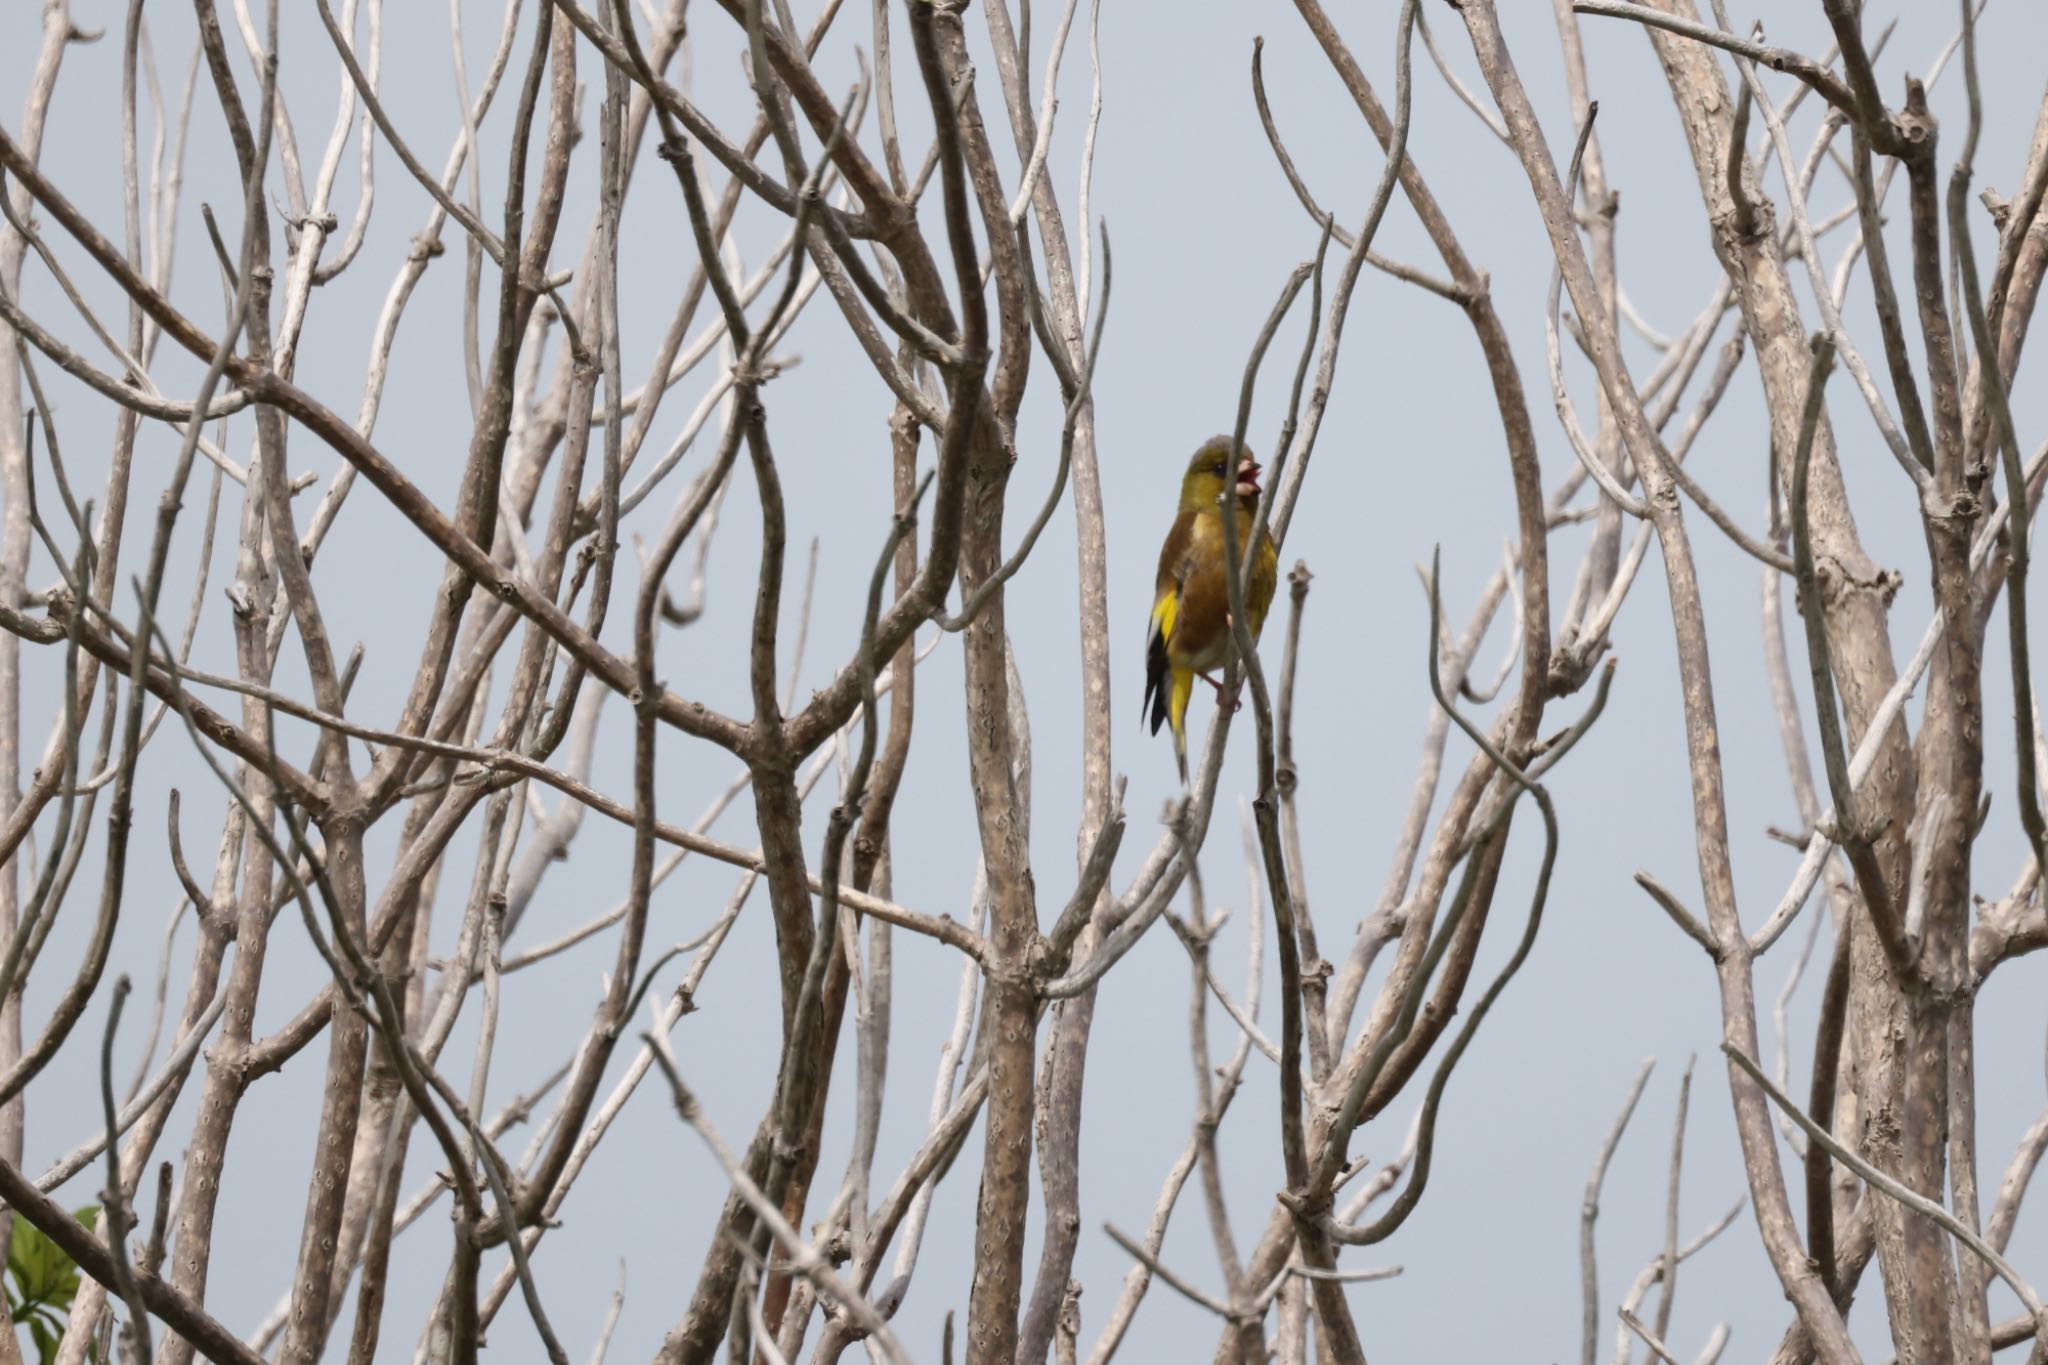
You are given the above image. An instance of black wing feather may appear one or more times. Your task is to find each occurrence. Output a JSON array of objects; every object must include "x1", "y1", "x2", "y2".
[{"x1": 1144, "y1": 624, "x2": 1170, "y2": 735}]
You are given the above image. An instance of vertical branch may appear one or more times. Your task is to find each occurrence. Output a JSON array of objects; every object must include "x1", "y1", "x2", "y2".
[
  {"x1": 1618, "y1": 14, "x2": 1926, "y2": 1362},
  {"x1": 1787, "y1": 336, "x2": 1911, "y2": 974},
  {"x1": 1941, "y1": 8, "x2": 2010, "y2": 1355},
  {"x1": 1451, "y1": 4, "x2": 1856, "y2": 1357},
  {"x1": 975, "y1": 0, "x2": 1120, "y2": 1339},
  {"x1": 1274, "y1": 564, "x2": 1325, "y2": 1081},
  {"x1": 884, "y1": 6, "x2": 1037, "y2": 1360},
  {"x1": 1808, "y1": 922, "x2": 1853, "y2": 1303},
  {"x1": 1582, "y1": 1059, "x2": 1654, "y2": 1365},
  {"x1": 98, "y1": 975, "x2": 150, "y2": 1364},
  {"x1": 1651, "y1": 1057, "x2": 1694, "y2": 1347},
  {"x1": 0, "y1": 4, "x2": 87, "y2": 1252}
]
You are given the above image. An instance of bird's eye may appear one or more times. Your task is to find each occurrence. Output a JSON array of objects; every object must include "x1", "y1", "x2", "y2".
[{"x1": 1211, "y1": 463, "x2": 1226, "y2": 475}]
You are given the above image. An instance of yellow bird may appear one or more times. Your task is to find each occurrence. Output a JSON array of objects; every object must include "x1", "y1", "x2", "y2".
[{"x1": 1143, "y1": 436, "x2": 1280, "y2": 781}]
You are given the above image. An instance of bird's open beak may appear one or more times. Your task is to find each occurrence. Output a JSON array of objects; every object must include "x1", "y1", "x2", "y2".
[{"x1": 1235, "y1": 457, "x2": 1262, "y2": 495}]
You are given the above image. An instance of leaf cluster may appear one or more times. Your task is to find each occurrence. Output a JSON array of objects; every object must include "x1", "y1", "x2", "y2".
[{"x1": 7, "y1": 1209, "x2": 100, "y2": 1365}]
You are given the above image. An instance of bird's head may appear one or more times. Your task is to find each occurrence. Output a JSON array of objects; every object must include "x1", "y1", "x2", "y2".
[{"x1": 1179, "y1": 437, "x2": 1262, "y2": 513}]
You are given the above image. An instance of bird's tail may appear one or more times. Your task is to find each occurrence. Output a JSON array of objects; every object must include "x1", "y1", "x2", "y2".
[{"x1": 1169, "y1": 667, "x2": 1193, "y2": 785}]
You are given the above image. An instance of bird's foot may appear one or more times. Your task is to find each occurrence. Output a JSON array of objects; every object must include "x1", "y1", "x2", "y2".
[{"x1": 1198, "y1": 671, "x2": 1243, "y2": 713}]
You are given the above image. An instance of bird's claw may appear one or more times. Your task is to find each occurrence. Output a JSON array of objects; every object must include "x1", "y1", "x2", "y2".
[{"x1": 1198, "y1": 671, "x2": 1243, "y2": 713}]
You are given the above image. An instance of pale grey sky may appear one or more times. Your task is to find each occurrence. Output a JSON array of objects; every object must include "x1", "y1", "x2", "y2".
[{"x1": 7, "y1": 1, "x2": 2048, "y2": 1361}]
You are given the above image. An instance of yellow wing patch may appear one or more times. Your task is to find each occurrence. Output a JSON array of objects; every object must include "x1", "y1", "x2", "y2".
[{"x1": 1143, "y1": 578, "x2": 1180, "y2": 740}]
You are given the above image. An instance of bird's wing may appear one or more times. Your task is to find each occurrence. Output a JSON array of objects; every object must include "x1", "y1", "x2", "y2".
[{"x1": 1144, "y1": 511, "x2": 1197, "y2": 735}]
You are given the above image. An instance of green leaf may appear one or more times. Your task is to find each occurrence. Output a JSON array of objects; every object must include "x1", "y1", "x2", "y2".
[
  {"x1": 10, "y1": 1214, "x2": 63, "y2": 1308},
  {"x1": 27, "y1": 1311, "x2": 59, "y2": 1365},
  {"x1": 8, "y1": 1205, "x2": 102, "y2": 1365},
  {"x1": 8, "y1": 1207, "x2": 96, "y2": 1312}
]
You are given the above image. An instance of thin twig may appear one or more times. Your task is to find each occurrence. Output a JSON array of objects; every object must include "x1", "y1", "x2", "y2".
[{"x1": 1583, "y1": 1058, "x2": 1654, "y2": 1365}]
